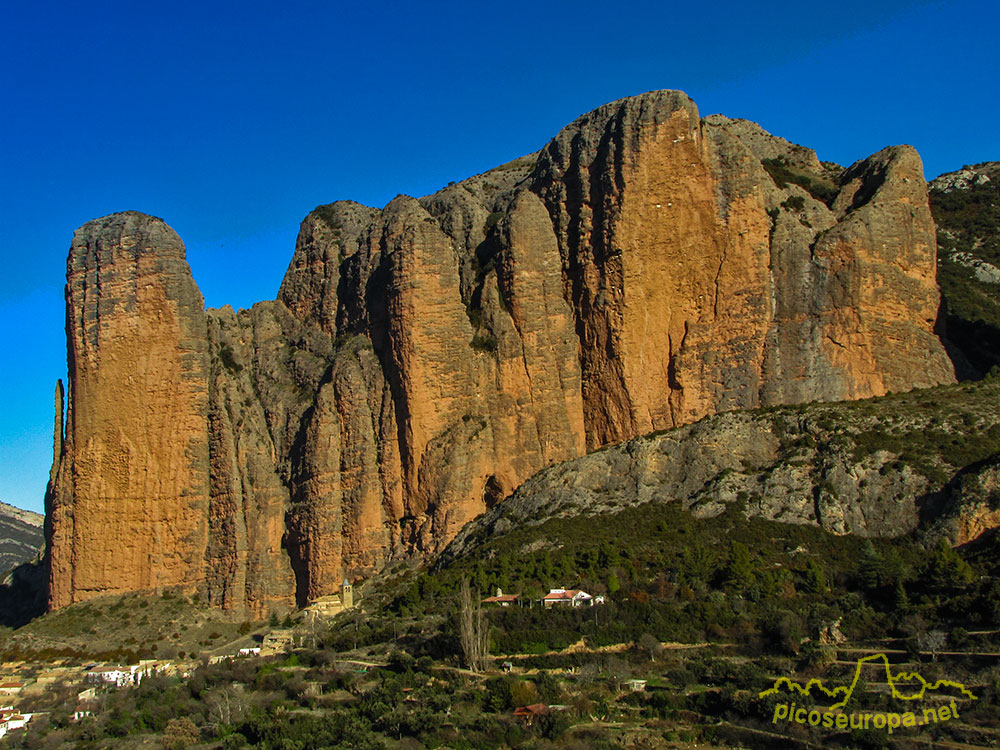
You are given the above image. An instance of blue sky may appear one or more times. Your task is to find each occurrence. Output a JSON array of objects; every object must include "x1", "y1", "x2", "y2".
[{"x1": 1, "y1": 0, "x2": 997, "y2": 514}]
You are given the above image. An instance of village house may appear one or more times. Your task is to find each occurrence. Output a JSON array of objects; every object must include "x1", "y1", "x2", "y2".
[
  {"x1": 85, "y1": 662, "x2": 156, "y2": 688},
  {"x1": 261, "y1": 630, "x2": 295, "y2": 655},
  {"x1": 73, "y1": 688, "x2": 98, "y2": 721},
  {"x1": 0, "y1": 707, "x2": 30, "y2": 738},
  {"x1": 0, "y1": 682, "x2": 25, "y2": 696},
  {"x1": 541, "y1": 589, "x2": 594, "y2": 608},
  {"x1": 482, "y1": 588, "x2": 519, "y2": 607},
  {"x1": 513, "y1": 703, "x2": 549, "y2": 727}
]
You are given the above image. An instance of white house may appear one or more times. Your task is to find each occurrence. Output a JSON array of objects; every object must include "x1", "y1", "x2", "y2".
[
  {"x1": 0, "y1": 709, "x2": 29, "y2": 735},
  {"x1": 86, "y1": 663, "x2": 152, "y2": 688},
  {"x1": 8, "y1": 714, "x2": 27, "y2": 731},
  {"x1": 541, "y1": 589, "x2": 594, "y2": 608}
]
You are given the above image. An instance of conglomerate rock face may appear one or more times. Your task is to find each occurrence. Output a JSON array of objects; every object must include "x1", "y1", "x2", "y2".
[
  {"x1": 45, "y1": 91, "x2": 955, "y2": 615},
  {"x1": 47, "y1": 213, "x2": 212, "y2": 610}
]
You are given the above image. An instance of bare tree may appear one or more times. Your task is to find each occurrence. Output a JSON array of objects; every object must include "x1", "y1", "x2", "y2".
[
  {"x1": 918, "y1": 630, "x2": 947, "y2": 661},
  {"x1": 459, "y1": 577, "x2": 490, "y2": 672},
  {"x1": 638, "y1": 633, "x2": 662, "y2": 662},
  {"x1": 204, "y1": 684, "x2": 248, "y2": 728}
]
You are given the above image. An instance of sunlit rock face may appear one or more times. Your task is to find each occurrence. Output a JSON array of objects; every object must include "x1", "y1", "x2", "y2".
[{"x1": 46, "y1": 91, "x2": 954, "y2": 615}]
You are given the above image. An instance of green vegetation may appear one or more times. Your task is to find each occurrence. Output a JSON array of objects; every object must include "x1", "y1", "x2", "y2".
[
  {"x1": 762, "y1": 156, "x2": 840, "y2": 206},
  {"x1": 0, "y1": 590, "x2": 254, "y2": 664},
  {"x1": 217, "y1": 344, "x2": 242, "y2": 374},
  {"x1": 312, "y1": 204, "x2": 343, "y2": 232},
  {"x1": 9, "y1": 496, "x2": 998, "y2": 749},
  {"x1": 767, "y1": 375, "x2": 1000, "y2": 487},
  {"x1": 470, "y1": 331, "x2": 498, "y2": 353},
  {"x1": 930, "y1": 176, "x2": 1000, "y2": 378},
  {"x1": 931, "y1": 179, "x2": 1000, "y2": 265}
]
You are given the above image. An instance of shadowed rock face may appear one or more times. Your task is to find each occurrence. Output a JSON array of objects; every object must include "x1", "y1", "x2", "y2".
[{"x1": 46, "y1": 91, "x2": 955, "y2": 615}]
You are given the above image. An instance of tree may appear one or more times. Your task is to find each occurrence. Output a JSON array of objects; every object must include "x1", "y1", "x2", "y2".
[
  {"x1": 804, "y1": 559, "x2": 827, "y2": 594},
  {"x1": 724, "y1": 541, "x2": 756, "y2": 593},
  {"x1": 205, "y1": 684, "x2": 248, "y2": 729},
  {"x1": 918, "y1": 630, "x2": 947, "y2": 661},
  {"x1": 608, "y1": 572, "x2": 620, "y2": 594},
  {"x1": 459, "y1": 578, "x2": 490, "y2": 673},
  {"x1": 162, "y1": 717, "x2": 200, "y2": 750},
  {"x1": 638, "y1": 633, "x2": 662, "y2": 662}
]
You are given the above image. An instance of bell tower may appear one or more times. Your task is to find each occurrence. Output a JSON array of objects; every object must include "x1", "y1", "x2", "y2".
[{"x1": 342, "y1": 578, "x2": 354, "y2": 609}]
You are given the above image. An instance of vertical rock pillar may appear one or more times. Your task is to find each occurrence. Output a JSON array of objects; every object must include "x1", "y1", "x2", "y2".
[{"x1": 46, "y1": 212, "x2": 211, "y2": 609}]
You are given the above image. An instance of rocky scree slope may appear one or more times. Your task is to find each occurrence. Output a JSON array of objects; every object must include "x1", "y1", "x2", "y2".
[
  {"x1": 46, "y1": 90, "x2": 954, "y2": 616},
  {"x1": 440, "y1": 377, "x2": 1000, "y2": 565}
]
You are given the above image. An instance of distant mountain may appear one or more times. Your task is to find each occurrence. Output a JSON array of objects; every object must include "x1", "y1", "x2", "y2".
[
  {"x1": 0, "y1": 500, "x2": 44, "y2": 578},
  {"x1": 930, "y1": 162, "x2": 1000, "y2": 378}
]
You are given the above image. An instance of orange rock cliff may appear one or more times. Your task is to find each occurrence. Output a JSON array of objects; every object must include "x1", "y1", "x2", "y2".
[{"x1": 44, "y1": 91, "x2": 955, "y2": 615}]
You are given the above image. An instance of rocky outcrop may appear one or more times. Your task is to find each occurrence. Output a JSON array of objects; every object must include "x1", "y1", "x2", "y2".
[
  {"x1": 46, "y1": 91, "x2": 956, "y2": 615},
  {"x1": 930, "y1": 162, "x2": 999, "y2": 193},
  {"x1": 440, "y1": 378, "x2": 1000, "y2": 564}
]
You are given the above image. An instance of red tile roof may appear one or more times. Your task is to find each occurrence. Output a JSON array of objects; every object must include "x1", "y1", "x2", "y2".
[
  {"x1": 542, "y1": 589, "x2": 586, "y2": 600},
  {"x1": 514, "y1": 703, "x2": 548, "y2": 717}
]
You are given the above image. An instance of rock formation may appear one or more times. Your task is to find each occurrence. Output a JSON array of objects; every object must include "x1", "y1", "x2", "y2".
[
  {"x1": 46, "y1": 91, "x2": 955, "y2": 615},
  {"x1": 439, "y1": 378, "x2": 1000, "y2": 565},
  {"x1": 46, "y1": 213, "x2": 212, "y2": 609}
]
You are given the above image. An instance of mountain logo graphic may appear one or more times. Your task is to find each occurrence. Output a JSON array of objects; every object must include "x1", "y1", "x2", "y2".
[
  {"x1": 759, "y1": 652, "x2": 977, "y2": 709},
  {"x1": 761, "y1": 653, "x2": 977, "y2": 733}
]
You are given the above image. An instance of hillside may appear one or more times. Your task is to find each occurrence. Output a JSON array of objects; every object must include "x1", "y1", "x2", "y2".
[
  {"x1": 0, "y1": 500, "x2": 43, "y2": 577},
  {"x1": 441, "y1": 376, "x2": 1000, "y2": 566},
  {"x1": 930, "y1": 161, "x2": 1000, "y2": 377}
]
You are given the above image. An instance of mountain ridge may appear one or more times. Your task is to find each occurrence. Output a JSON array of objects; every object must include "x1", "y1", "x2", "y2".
[{"x1": 45, "y1": 90, "x2": 956, "y2": 616}]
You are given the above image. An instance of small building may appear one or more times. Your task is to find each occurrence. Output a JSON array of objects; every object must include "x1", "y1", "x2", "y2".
[
  {"x1": 0, "y1": 709, "x2": 29, "y2": 733},
  {"x1": 513, "y1": 703, "x2": 549, "y2": 727},
  {"x1": 302, "y1": 579, "x2": 356, "y2": 622},
  {"x1": 625, "y1": 679, "x2": 647, "y2": 692},
  {"x1": 74, "y1": 689, "x2": 98, "y2": 720},
  {"x1": 482, "y1": 588, "x2": 519, "y2": 607},
  {"x1": 542, "y1": 589, "x2": 593, "y2": 608},
  {"x1": 238, "y1": 647, "x2": 261, "y2": 657},
  {"x1": 0, "y1": 683, "x2": 24, "y2": 696},
  {"x1": 261, "y1": 630, "x2": 295, "y2": 655},
  {"x1": 4, "y1": 714, "x2": 27, "y2": 731},
  {"x1": 86, "y1": 663, "x2": 151, "y2": 688}
]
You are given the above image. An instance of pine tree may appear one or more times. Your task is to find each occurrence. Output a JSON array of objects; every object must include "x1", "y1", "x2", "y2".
[{"x1": 608, "y1": 572, "x2": 620, "y2": 594}]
